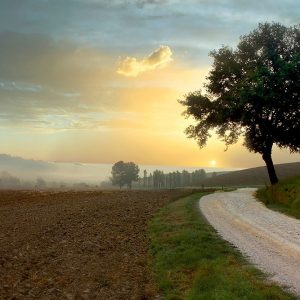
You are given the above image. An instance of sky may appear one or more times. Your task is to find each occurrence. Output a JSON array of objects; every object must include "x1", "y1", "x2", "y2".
[{"x1": 0, "y1": 0, "x2": 299, "y2": 169}]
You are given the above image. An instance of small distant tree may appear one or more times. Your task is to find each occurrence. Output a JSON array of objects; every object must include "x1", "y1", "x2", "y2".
[
  {"x1": 153, "y1": 170, "x2": 165, "y2": 188},
  {"x1": 143, "y1": 170, "x2": 147, "y2": 188},
  {"x1": 148, "y1": 173, "x2": 153, "y2": 189},
  {"x1": 180, "y1": 23, "x2": 300, "y2": 185},
  {"x1": 111, "y1": 161, "x2": 139, "y2": 189},
  {"x1": 0, "y1": 171, "x2": 21, "y2": 189},
  {"x1": 191, "y1": 169, "x2": 206, "y2": 186},
  {"x1": 181, "y1": 170, "x2": 191, "y2": 186},
  {"x1": 36, "y1": 177, "x2": 47, "y2": 189}
]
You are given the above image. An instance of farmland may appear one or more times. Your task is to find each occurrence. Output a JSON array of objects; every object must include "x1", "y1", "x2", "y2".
[{"x1": 0, "y1": 189, "x2": 191, "y2": 299}]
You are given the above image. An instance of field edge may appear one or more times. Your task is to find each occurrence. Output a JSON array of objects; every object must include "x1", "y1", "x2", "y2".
[
  {"x1": 148, "y1": 192, "x2": 296, "y2": 300},
  {"x1": 256, "y1": 176, "x2": 300, "y2": 220}
]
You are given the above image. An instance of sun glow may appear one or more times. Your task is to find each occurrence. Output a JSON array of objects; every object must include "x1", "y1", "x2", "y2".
[{"x1": 210, "y1": 160, "x2": 217, "y2": 167}]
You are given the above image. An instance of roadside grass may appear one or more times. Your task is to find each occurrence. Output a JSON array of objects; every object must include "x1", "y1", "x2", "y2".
[
  {"x1": 149, "y1": 192, "x2": 296, "y2": 300},
  {"x1": 256, "y1": 176, "x2": 300, "y2": 219}
]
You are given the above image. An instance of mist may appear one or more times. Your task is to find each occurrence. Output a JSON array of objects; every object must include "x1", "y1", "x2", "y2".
[{"x1": 0, "y1": 154, "x2": 240, "y2": 189}]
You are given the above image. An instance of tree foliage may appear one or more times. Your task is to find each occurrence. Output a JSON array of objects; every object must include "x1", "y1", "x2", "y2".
[
  {"x1": 144, "y1": 169, "x2": 206, "y2": 189},
  {"x1": 111, "y1": 161, "x2": 139, "y2": 189},
  {"x1": 180, "y1": 22, "x2": 300, "y2": 185}
]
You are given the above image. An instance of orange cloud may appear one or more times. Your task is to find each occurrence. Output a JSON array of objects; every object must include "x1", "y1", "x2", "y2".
[{"x1": 117, "y1": 45, "x2": 173, "y2": 77}]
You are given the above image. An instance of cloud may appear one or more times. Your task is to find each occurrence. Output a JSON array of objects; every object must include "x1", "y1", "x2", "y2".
[
  {"x1": 0, "y1": 31, "x2": 115, "y2": 90},
  {"x1": 135, "y1": 0, "x2": 169, "y2": 8},
  {"x1": 0, "y1": 31, "x2": 121, "y2": 129},
  {"x1": 117, "y1": 45, "x2": 173, "y2": 77}
]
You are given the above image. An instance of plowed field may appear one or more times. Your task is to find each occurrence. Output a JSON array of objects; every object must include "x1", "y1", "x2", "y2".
[{"x1": 0, "y1": 190, "x2": 191, "y2": 300}]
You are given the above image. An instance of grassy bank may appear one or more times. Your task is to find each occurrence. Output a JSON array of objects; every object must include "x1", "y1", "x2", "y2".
[
  {"x1": 256, "y1": 176, "x2": 300, "y2": 219},
  {"x1": 149, "y1": 192, "x2": 295, "y2": 300}
]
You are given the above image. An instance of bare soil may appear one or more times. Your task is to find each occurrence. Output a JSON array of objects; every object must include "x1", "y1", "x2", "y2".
[{"x1": 0, "y1": 189, "x2": 191, "y2": 300}]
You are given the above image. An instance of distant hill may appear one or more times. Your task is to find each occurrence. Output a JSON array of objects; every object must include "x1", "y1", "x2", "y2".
[
  {"x1": 201, "y1": 162, "x2": 300, "y2": 187},
  {"x1": 0, "y1": 154, "x2": 55, "y2": 172}
]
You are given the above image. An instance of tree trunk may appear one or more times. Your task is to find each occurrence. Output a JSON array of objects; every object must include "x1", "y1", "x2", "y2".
[{"x1": 262, "y1": 152, "x2": 278, "y2": 185}]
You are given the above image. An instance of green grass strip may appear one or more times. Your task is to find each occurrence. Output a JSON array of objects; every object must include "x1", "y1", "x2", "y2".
[
  {"x1": 149, "y1": 192, "x2": 296, "y2": 300},
  {"x1": 256, "y1": 176, "x2": 300, "y2": 219}
]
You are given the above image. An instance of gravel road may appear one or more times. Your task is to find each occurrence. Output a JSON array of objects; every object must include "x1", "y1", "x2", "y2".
[{"x1": 200, "y1": 188, "x2": 300, "y2": 297}]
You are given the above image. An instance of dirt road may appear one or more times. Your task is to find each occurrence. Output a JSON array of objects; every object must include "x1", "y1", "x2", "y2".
[{"x1": 200, "y1": 188, "x2": 300, "y2": 296}]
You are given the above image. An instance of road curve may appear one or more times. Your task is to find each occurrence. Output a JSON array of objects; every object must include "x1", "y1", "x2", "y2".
[{"x1": 200, "y1": 188, "x2": 300, "y2": 296}]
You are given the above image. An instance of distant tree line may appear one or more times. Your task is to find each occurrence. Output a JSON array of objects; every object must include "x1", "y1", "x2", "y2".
[
  {"x1": 139, "y1": 168, "x2": 207, "y2": 189},
  {"x1": 110, "y1": 161, "x2": 208, "y2": 189},
  {"x1": 0, "y1": 171, "x2": 21, "y2": 188},
  {"x1": 0, "y1": 170, "x2": 98, "y2": 190}
]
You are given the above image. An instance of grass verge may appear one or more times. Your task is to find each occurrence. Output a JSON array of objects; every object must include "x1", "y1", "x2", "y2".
[
  {"x1": 149, "y1": 192, "x2": 296, "y2": 300},
  {"x1": 256, "y1": 176, "x2": 300, "y2": 219}
]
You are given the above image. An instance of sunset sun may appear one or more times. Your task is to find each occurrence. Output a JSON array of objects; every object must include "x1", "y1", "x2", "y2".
[{"x1": 210, "y1": 160, "x2": 217, "y2": 167}]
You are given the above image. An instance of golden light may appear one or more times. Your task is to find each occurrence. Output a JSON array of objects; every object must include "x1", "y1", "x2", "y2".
[{"x1": 210, "y1": 160, "x2": 217, "y2": 167}]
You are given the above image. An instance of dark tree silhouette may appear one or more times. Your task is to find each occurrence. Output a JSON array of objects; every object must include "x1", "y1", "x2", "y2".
[
  {"x1": 181, "y1": 170, "x2": 191, "y2": 186},
  {"x1": 180, "y1": 23, "x2": 300, "y2": 185},
  {"x1": 143, "y1": 169, "x2": 147, "y2": 188},
  {"x1": 111, "y1": 161, "x2": 139, "y2": 189},
  {"x1": 191, "y1": 169, "x2": 206, "y2": 185},
  {"x1": 36, "y1": 177, "x2": 47, "y2": 189},
  {"x1": 142, "y1": 168, "x2": 206, "y2": 189},
  {"x1": 153, "y1": 170, "x2": 165, "y2": 188}
]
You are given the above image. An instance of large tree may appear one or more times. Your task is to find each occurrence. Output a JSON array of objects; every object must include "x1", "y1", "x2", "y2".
[
  {"x1": 180, "y1": 23, "x2": 300, "y2": 185},
  {"x1": 111, "y1": 161, "x2": 139, "y2": 189}
]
